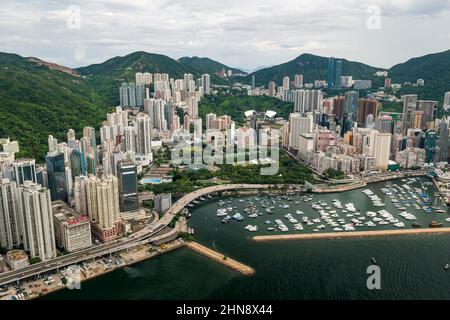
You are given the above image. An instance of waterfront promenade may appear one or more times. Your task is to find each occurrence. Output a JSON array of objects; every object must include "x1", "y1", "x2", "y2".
[
  {"x1": 311, "y1": 181, "x2": 367, "y2": 193},
  {"x1": 310, "y1": 170, "x2": 427, "y2": 193},
  {"x1": 186, "y1": 242, "x2": 255, "y2": 276},
  {"x1": 252, "y1": 227, "x2": 450, "y2": 242},
  {"x1": 0, "y1": 184, "x2": 273, "y2": 287}
]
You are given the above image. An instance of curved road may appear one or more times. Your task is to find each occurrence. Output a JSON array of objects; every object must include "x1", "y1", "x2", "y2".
[{"x1": 0, "y1": 184, "x2": 284, "y2": 286}]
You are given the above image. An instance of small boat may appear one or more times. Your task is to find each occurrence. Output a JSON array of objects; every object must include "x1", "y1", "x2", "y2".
[
  {"x1": 412, "y1": 222, "x2": 422, "y2": 228},
  {"x1": 371, "y1": 257, "x2": 377, "y2": 265},
  {"x1": 244, "y1": 225, "x2": 258, "y2": 232},
  {"x1": 445, "y1": 264, "x2": 449, "y2": 271},
  {"x1": 430, "y1": 221, "x2": 443, "y2": 228},
  {"x1": 217, "y1": 208, "x2": 228, "y2": 217}
]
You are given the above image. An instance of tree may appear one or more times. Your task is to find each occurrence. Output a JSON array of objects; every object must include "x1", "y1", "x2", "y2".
[
  {"x1": 29, "y1": 257, "x2": 42, "y2": 264},
  {"x1": 323, "y1": 168, "x2": 345, "y2": 180}
]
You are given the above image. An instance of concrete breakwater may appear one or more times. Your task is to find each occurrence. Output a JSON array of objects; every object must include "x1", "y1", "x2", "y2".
[
  {"x1": 252, "y1": 227, "x2": 450, "y2": 242},
  {"x1": 185, "y1": 241, "x2": 255, "y2": 276}
]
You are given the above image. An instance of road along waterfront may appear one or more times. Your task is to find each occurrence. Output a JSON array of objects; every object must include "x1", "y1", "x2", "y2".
[
  {"x1": 43, "y1": 176, "x2": 450, "y2": 300},
  {"x1": 39, "y1": 178, "x2": 450, "y2": 299},
  {"x1": 0, "y1": 184, "x2": 281, "y2": 288}
]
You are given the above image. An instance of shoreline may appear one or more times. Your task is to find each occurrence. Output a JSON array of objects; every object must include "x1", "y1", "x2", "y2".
[
  {"x1": 311, "y1": 172, "x2": 426, "y2": 194},
  {"x1": 185, "y1": 241, "x2": 255, "y2": 276},
  {"x1": 432, "y1": 177, "x2": 450, "y2": 206},
  {"x1": 311, "y1": 181, "x2": 367, "y2": 193},
  {"x1": 21, "y1": 240, "x2": 185, "y2": 300},
  {"x1": 252, "y1": 227, "x2": 450, "y2": 242},
  {"x1": 6, "y1": 176, "x2": 434, "y2": 299}
]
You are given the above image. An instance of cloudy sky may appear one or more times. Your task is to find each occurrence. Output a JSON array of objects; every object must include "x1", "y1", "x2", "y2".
[{"x1": 0, "y1": 0, "x2": 449, "y2": 70}]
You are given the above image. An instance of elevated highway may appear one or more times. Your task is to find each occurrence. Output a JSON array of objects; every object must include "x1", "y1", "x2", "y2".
[{"x1": 0, "y1": 184, "x2": 286, "y2": 286}]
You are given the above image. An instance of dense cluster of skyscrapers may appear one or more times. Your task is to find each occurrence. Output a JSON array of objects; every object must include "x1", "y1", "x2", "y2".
[
  {"x1": 0, "y1": 70, "x2": 213, "y2": 265},
  {"x1": 273, "y1": 71, "x2": 448, "y2": 175},
  {"x1": 0, "y1": 60, "x2": 449, "y2": 270},
  {"x1": 243, "y1": 61, "x2": 449, "y2": 176}
]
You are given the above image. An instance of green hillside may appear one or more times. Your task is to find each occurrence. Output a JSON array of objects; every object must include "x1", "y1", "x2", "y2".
[
  {"x1": 0, "y1": 52, "x2": 111, "y2": 160},
  {"x1": 77, "y1": 51, "x2": 200, "y2": 82},
  {"x1": 389, "y1": 50, "x2": 450, "y2": 83},
  {"x1": 77, "y1": 51, "x2": 204, "y2": 106},
  {"x1": 199, "y1": 92, "x2": 293, "y2": 124},
  {"x1": 389, "y1": 50, "x2": 450, "y2": 103},
  {"x1": 77, "y1": 51, "x2": 204, "y2": 108},
  {"x1": 1, "y1": 49, "x2": 449, "y2": 163},
  {"x1": 179, "y1": 56, "x2": 246, "y2": 75}
]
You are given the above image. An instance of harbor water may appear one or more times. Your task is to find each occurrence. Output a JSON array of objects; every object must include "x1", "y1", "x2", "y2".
[{"x1": 45, "y1": 177, "x2": 450, "y2": 300}]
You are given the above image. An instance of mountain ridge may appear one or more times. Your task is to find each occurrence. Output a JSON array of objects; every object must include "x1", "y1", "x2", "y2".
[
  {"x1": 178, "y1": 56, "x2": 247, "y2": 75},
  {"x1": 245, "y1": 53, "x2": 384, "y2": 85},
  {"x1": 77, "y1": 51, "x2": 199, "y2": 81},
  {"x1": 0, "y1": 49, "x2": 449, "y2": 160},
  {"x1": 245, "y1": 49, "x2": 450, "y2": 89}
]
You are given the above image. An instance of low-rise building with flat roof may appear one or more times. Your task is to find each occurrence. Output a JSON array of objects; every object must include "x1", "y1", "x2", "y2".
[
  {"x1": 52, "y1": 200, "x2": 92, "y2": 253},
  {"x1": 6, "y1": 250, "x2": 29, "y2": 270},
  {"x1": 154, "y1": 193, "x2": 172, "y2": 213}
]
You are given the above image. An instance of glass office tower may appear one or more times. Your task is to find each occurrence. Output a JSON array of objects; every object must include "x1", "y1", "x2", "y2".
[
  {"x1": 117, "y1": 160, "x2": 138, "y2": 212},
  {"x1": 45, "y1": 152, "x2": 68, "y2": 202}
]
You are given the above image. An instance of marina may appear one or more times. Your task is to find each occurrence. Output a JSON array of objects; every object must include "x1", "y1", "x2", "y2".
[
  {"x1": 45, "y1": 176, "x2": 450, "y2": 300},
  {"x1": 207, "y1": 177, "x2": 448, "y2": 236}
]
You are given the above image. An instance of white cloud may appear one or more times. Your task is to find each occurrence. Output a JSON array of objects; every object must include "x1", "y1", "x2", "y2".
[
  {"x1": 371, "y1": 0, "x2": 450, "y2": 16},
  {"x1": 0, "y1": 0, "x2": 448, "y2": 69}
]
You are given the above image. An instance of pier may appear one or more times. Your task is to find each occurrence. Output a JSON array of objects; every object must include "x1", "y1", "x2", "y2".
[
  {"x1": 185, "y1": 242, "x2": 255, "y2": 276},
  {"x1": 432, "y1": 177, "x2": 450, "y2": 206},
  {"x1": 252, "y1": 227, "x2": 450, "y2": 242}
]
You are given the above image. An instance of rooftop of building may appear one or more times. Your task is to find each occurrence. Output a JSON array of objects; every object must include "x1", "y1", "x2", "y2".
[
  {"x1": 118, "y1": 159, "x2": 135, "y2": 167},
  {"x1": 0, "y1": 151, "x2": 13, "y2": 158},
  {"x1": 52, "y1": 200, "x2": 89, "y2": 226},
  {"x1": 13, "y1": 158, "x2": 35, "y2": 163},
  {"x1": 6, "y1": 250, "x2": 28, "y2": 261},
  {"x1": 20, "y1": 181, "x2": 46, "y2": 191}
]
